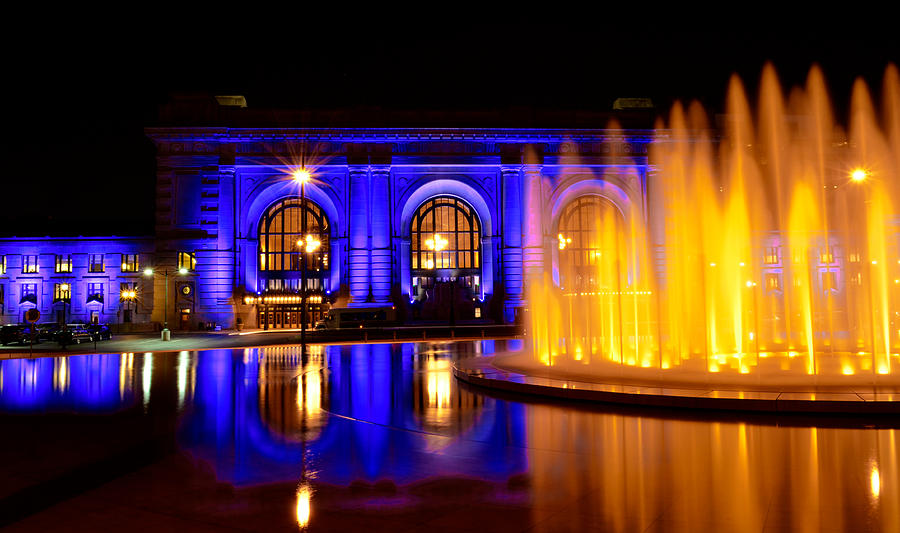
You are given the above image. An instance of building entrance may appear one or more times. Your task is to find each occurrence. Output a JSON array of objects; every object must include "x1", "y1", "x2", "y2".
[{"x1": 258, "y1": 303, "x2": 326, "y2": 330}]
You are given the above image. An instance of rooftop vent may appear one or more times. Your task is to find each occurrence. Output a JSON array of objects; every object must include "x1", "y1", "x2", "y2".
[
  {"x1": 612, "y1": 98, "x2": 654, "y2": 110},
  {"x1": 214, "y1": 95, "x2": 248, "y2": 108}
]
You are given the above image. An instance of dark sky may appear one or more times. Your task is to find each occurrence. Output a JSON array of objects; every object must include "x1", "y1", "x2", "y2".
[{"x1": 2, "y1": 13, "x2": 897, "y2": 236}]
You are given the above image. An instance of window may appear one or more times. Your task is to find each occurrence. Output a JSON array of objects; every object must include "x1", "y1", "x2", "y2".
[
  {"x1": 822, "y1": 271, "x2": 838, "y2": 291},
  {"x1": 121, "y1": 254, "x2": 139, "y2": 272},
  {"x1": 410, "y1": 196, "x2": 481, "y2": 272},
  {"x1": 556, "y1": 195, "x2": 625, "y2": 292},
  {"x1": 22, "y1": 255, "x2": 39, "y2": 273},
  {"x1": 55, "y1": 254, "x2": 72, "y2": 273},
  {"x1": 87, "y1": 282, "x2": 104, "y2": 303},
  {"x1": 765, "y1": 273, "x2": 781, "y2": 291},
  {"x1": 764, "y1": 247, "x2": 779, "y2": 264},
  {"x1": 54, "y1": 283, "x2": 71, "y2": 302},
  {"x1": 20, "y1": 283, "x2": 37, "y2": 304},
  {"x1": 177, "y1": 252, "x2": 197, "y2": 271},
  {"x1": 89, "y1": 254, "x2": 105, "y2": 273},
  {"x1": 258, "y1": 198, "x2": 330, "y2": 290},
  {"x1": 0, "y1": 255, "x2": 6, "y2": 275},
  {"x1": 849, "y1": 251, "x2": 861, "y2": 263},
  {"x1": 820, "y1": 250, "x2": 834, "y2": 264}
]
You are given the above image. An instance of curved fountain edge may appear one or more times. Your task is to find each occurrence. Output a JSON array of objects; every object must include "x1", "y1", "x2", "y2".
[{"x1": 452, "y1": 356, "x2": 900, "y2": 414}]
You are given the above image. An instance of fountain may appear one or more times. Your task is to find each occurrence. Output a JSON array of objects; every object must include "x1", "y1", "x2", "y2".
[{"x1": 460, "y1": 64, "x2": 900, "y2": 409}]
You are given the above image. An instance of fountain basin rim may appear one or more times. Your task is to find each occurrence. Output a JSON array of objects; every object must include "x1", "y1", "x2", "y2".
[{"x1": 453, "y1": 355, "x2": 900, "y2": 414}]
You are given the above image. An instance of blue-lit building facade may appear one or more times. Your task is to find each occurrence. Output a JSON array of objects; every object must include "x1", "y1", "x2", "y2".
[
  {"x1": 0, "y1": 237, "x2": 155, "y2": 326},
  {"x1": 0, "y1": 111, "x2": 653, "y2": 328},
  {"x1": 145, "y1": 127, "x2": 651, "y2": 328}
]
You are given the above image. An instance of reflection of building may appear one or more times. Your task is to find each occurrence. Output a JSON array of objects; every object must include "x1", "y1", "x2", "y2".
[{"x1": 0, "y1": 97, "x2": 653, "y2": 327}]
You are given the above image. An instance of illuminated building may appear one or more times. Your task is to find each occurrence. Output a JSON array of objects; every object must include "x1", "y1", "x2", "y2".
[{"x1": 2, "y1": 97, "x2": 649, "y2": 328}]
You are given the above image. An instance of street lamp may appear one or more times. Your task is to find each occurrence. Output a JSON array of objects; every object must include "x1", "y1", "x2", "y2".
[
  {"x1": 144, "y1": 267, "x2": 188, "y2": 341},
  {"x1": 120, "y1": 288, "x2": 137, "y2": 324},
  {"x1": 293, "y1": 168, "x2": 312, "y2": 347}
]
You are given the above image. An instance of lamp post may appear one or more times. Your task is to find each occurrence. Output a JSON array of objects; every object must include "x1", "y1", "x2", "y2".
[
  {"x1": 120, "y1": 288, "x2": 137, "y2": 324},
  {"x1": 144, "y1": 266, "x2": 187, "y2": 341},
  {"x1": 293, "y1": 169, "x2": 312, "y2": 348}
]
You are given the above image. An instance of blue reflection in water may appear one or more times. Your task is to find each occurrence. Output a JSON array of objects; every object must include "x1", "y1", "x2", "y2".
[
  {"x1": 0, "y1": 341, "x2": 527, "y2": 488},
  {"x1": 179, "y1": 341, "x2": 527, "y2": 487},
  {"x1": 0, "y1": 354, "x2": 137, "y2": 412}
]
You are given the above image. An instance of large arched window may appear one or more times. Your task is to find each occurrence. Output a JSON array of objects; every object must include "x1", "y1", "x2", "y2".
[
  {"x1": 258, "y1": 197, "x2": 329, "y2": 292},
  {"x1": 410, "y1": 196, "x2": 481, "y2": 273},
  {"x1": 557, "y1": 195, "x2": 626, "y2": 292}
]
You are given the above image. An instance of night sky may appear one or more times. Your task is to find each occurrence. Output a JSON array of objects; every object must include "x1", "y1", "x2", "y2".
[{"x1": 2, "y1": 13, "x2": 897, "y2": 237}]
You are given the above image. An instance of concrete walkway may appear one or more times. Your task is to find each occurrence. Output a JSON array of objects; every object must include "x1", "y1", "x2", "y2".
[{"x1": 1, "y1": 324, "x2": 521, "y2": 360}]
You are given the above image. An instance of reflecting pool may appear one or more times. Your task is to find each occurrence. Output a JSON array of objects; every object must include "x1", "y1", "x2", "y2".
[{"x1": 1, "y1": 341, "x2": 899, "y2": 531}]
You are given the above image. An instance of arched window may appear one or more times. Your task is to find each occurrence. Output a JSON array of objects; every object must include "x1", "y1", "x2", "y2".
[
  {"x1": 557, "y1": 195, "x2": 626, "y2": 292},
  {"x1": 258, "y1": 197, "x2": 329, "y2": 292},
  {"x1": 410, "y1": 196, "x2": 481, "y2": 273}
]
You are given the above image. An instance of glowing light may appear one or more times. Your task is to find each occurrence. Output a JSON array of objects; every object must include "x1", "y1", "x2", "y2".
[
  {"x1": 851, "y1": 168, "x2": 869, "y2": 182},
  {"x1": 425, "y1": 234, "x2": 448, "y2": 251},
  {"x1": 178, "y1": 267, "x2": 188, "y2": 275},
  {"x1": 296, "y1": 484, "x2": 311, "y2": 528},
  {"x1": 558, "y1": 233, "x2": 572, "y2": 250},
  {"x1": 424, "y1": 259, "x2": 435, "y2": 269},
  {"x1": 292, "y1": 168, "x2": 311, "y2": 184},
  {"x1": 143, "y1": 268, "x2": 154, "y2": 276},
  {"x1": 709, "y1": 262, "x2": 716, "y2": 267},
  {"x1": 871, "y1": 465, "x2": 881, "y2": 498},
  {"x1": 298, "y1": 235, "x2": 321, "y2": 253}
]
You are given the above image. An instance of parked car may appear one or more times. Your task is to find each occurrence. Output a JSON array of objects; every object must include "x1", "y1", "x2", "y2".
[
  {"x1": 88, "y1": 323, "x2": 112, "y2": 341},
  {"x1": 37, "y1": 323, "x2": 61, "y2": 342},
  {"x1": 1, "y1": 324, "x2": 36, "y2": 346},
  {"x1": 57, "y1": 324, "x2": 95, "y2": 344}
]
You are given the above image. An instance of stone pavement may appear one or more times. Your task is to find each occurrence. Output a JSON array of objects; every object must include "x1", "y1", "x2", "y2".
[{"x1": 0, "y1": 324, "x2": 521, "y2": 360}]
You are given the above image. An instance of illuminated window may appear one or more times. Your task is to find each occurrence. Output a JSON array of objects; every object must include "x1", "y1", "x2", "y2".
[
  {"x1": 257, "y1": 197, "x2": 330, "y2": 292},
  {"x1": 20, "y1": 283, "x2": 37, "y2": 304},
  {"x1": 87, "y1": 282, "x2": 104, "y2": 303},
  {"x1": 764, "y1": 247, "x2": 779, "y2": 264},
  {"x1": 557, "y1": 195, "x2": 625, "y2": 292},
  {"x1": 0, "y1": 255, "x2": 6, "y2": 275},
  {"x1": 849, "y1": 251, "x2": 861, "y2": 263},
  {"x1": 822, "y1": 271, "x2": 837, "y2": 291},
  {"x1": 22, "y1": 255, "x2": 39, "y2": 273},
  {"x1": 177, "y1": 252, "x2": 197, "y2": 271},
  {"x1": 53, "y1": 283, "x2": 71, "y2": 302},
  {"x1": 121, "y1": 254, "x2": 139, "y2": 272},
  {"x1": 820, "y1": 250, "x2": 834, "y2": 263},
  {"x1": 410, "y1": 196, "x2": 481, "y2": 272},
  {"x1": 89, "y1": 254, "x2": 105, "y2": 273},
  {"x1": 765, "y1": 273, "x2": 781, "y2": 291},
  {"x1": 55, "y1": 255, "x2": 72, "y2": 273}
]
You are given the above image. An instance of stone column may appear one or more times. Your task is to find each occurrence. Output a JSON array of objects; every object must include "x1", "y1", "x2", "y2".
[
  {"x1": 348, "y1": 166, "x2": 370, "y2": 304},
  {"x1": 370, "y1": 166, "x2": 392, "y2": 304},
  {"x1": 522, "y1": 164, "x2": 545, "y2": 282},
  {"x1": 501, "y1": 164, "x2": 523, "y2": 322}
]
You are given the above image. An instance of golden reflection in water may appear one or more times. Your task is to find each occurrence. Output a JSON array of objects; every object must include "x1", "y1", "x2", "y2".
[
  {"x1": 256, "y1": 345, "x2": 327, "y2": 439},
  {"x1": 176, "y1": 351, "x2": 193, "y2": 409},
  {"x1": 119, "y1": 353, "x2": 134, "y2": 400},
  {"x1": 426, "y1": 358, "x2": 451, "y2": 410},
  {"x1": 54, "y1": 357, "x2": 68, "y2": 393},
  {"x1": 527, "y1": 405, "x2": 900, "y2": 532},
  {"x1": 142, "y1": 353, "x2": 153, "y2": 409},
  {"x1": 871, "y1": 463, "x2": 881, "y2": 499},
  {"x1": 295, "y1": 483, "x2": 311, "y2": 529}
]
